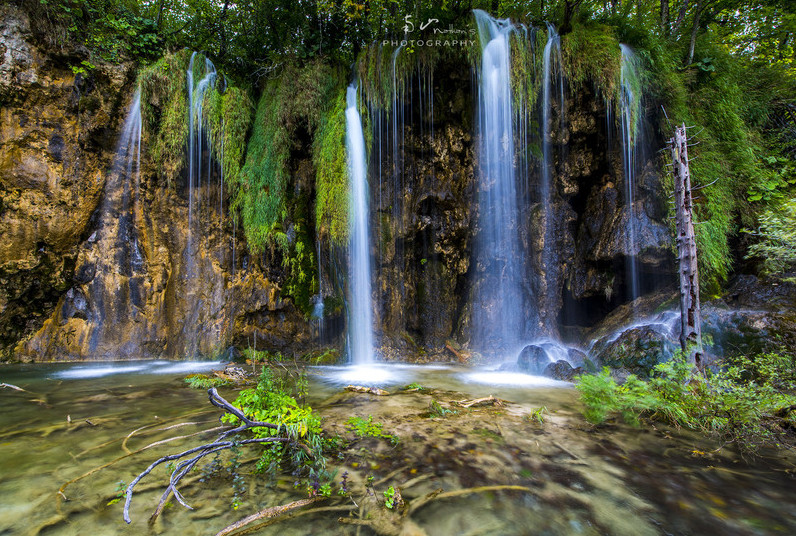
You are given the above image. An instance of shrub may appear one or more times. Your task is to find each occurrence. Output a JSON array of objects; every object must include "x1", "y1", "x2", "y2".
[{"x1": 576, "y1": 351, "x2": 796, "y2": 451}]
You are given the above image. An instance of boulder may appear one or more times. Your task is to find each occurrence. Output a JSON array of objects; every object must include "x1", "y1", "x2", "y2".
[{"x1": 517, "y1": 344, "x2": 550, "y2": 374}]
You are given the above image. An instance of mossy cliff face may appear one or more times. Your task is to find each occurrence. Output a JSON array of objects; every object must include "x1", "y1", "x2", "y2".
[{"x1": 0, "y1": 7, "x2": 309, "y2": 361}]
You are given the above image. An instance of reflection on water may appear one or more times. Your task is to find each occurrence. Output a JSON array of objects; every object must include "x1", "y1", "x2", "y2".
[{"x1": 0, "y1": 361, "x2": 793, "y2": 536}]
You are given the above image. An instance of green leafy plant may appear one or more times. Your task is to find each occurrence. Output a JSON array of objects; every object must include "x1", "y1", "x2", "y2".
[
  {"x1": 345, "y1": 415, "x2": 398, "y2": 445},
  {"x1": 528, "y1": 406, "x2": 549, "y2": 424},
  {"x1": 224, "y1": 368, "x2": 324, "y2": 474},
  {"x1": 106, "y1": 480, "x2": 126, "y2": 506},
  {"x1": 426, "y1": 399, "x2": 457, "y2": 418},
  {"x1": 383, "y1": 486, "x2": 396, "y2": 509},
  {"x1": 744, "y1": 198, "x2": 796, "y2": 276}
]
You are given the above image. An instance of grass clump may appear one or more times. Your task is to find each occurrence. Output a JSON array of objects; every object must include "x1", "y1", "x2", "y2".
[
  {"x1": 576, "y1": 351, "x2": 796, "y2": 452},
  {"x1": 184, "y1": 373, "x2": 230, "y2": 389},
  {"x1": 313, "y1": 90, "x2": 349, "y2": 245},
  {"x1": 139, "y1": 50, "x2": 191, "y2": 187}
]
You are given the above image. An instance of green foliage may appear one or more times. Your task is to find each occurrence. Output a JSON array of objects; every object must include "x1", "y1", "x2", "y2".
[
  {"x1": 528, "y1": 406, "x2": 548, "y2": 424},
  {"x1": 345, "y1": 415, "x2": 398, "y2": 445},
  {"x1": 184, "y1": 374, "x2": 230, "y2": 389},
  {"x1": 206, "y1": 86, "x2": 254, "y2": 198},
  {"x1": 402, "y1": 382, "x2": 427, "y2": 391},
  {"x1": 313, "y1": 90, "x2": 349, "y2": 245},
  {"x1": 576, "y1": 351, "x2": 796, "y2": 451},
  {"x1": 426, "y1": 399, "x2": 457, "y2": 418},
  {"x1": 106, "y1": 480, "x2": 126, "y2": 507},
  {"x1": 561, "y1": 21, "x2": 622, "y2": 99},
  {"x1": 242, "y1": 348, "x2": 286, "y2": 363},
  {"x1": 744, "y1": 198, "x2": 796, "y2": 275},
  {"x1": 34, "y1": 0, "x2": 162, "y2": 62},
  {"x1": 223, "y1": 368, "x2": 324, "y2": 474},
  {"x1": 231, "y1": 61, "x2": 342, "y2": 311}
]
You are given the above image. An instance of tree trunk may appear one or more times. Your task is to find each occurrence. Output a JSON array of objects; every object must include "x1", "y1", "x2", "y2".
[
  {"x1": 687, "y1": 2, "x2": 702, "y2": 64},
  {"x1": 218, "y1": 0, "x2": 231, "y2": 61},
  {"x1": 670, "y1": 123, "x2": 703, "y2": 369},
  {"x1": 660, "y1": 0, "x2": 670, "y2": 35},
  {"x1": 671, "y1": 0, "x2": 691, "y2": 37}
]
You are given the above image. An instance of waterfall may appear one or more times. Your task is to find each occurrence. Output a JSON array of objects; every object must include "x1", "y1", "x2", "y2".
[
  {"x1": 183, "y1": 53, "x2": 218, "y2": 357},
  {"x1": 473, "y1": 10, "x2": 530, "y2": 354},
  {"x1": 87, "y1": 88, "x2": 143, "y2": 354},
  {"x1": 619, "y1": 44, "x2": 642, "y2": 304},
  {"x1": 187, "y1": 53, "x2": 217, "y2": 230},
  {"x1": 539, "y1": 22, "x2": 565, "y2": 335},
  {"x1": 346, "y1": 83, "x2": 374, "y2": 365}
]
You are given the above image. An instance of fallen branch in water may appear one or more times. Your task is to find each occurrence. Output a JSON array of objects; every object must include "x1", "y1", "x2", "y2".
[
  {"x1": 455, "y1": 395, "x2": 506, "y2": 408},
  {"x1": 345, "y1": 385, "x2": 390, "y2": 396},
  {"x1": 123, "y1": 388, "x2": 303, "y2": 525},
  {"x1": 215, "y1": 497, "x2": 325, "y2": 536},
  {"x1": 1, "y1": 382, "x2": 25, "y2": 392}
]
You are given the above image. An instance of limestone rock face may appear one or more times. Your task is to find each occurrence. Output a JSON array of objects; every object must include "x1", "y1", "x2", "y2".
[{"x1": 0, "y1": 5, "x2": 132, "y2": 357}]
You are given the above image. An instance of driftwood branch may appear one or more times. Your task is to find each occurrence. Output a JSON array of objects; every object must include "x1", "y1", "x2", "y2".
[
  {"x1": 123, "y1": 388, "x2": 289, "y2": 524},
  {"x1": 215, "y1": 497, "x2": 324, "y2": 536}
]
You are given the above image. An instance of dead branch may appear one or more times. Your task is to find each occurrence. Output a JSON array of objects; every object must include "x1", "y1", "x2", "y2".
[
  {"x1": 215, "y1": 497, "x2": 325, "y2": 536},
  {"x1": 455, "y1": 395, "x2": 505, "y2": 408},
  {"x1": 123, "y1": 388, "x2": 291, "y2": 524},
  {"x1": 345, "y1": 385, "x2": 390, "y2": 396},
  {"x1": 1, "y1": 382, "x2": 25, "y2": 392},
  {"x1": 231, "y1": 505, "x2": 357, "y2": 536}
]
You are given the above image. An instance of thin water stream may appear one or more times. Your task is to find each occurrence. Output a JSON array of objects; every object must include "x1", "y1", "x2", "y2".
[{"x1": 1, "y1": 362, "x2": 793, "y2": 535}]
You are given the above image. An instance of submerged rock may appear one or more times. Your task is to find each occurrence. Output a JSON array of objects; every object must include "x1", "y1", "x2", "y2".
[
  {"x1": 543, "y1": 360, "x2": 582, "y2": 381},
  {"x1": 517, "y1": 344, "x2": 549, "y2": 374}
]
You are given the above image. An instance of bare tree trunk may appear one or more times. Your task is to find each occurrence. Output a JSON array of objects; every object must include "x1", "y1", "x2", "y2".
[
  {"x1": 671, "y1": 0, "x2": 691, "y2": 36},
  {"x1": 218, "y1": 0, "x2": 231, "y2": 60},
  {"x1": 660, "y1": 0, "x2": 670, "y2": 35},
  {"x1": 687, "y1": 2, "x2": 702, "y2": 64},
  {"x1": 670, "y1": 123, "x2": 703, "y2": 368}
]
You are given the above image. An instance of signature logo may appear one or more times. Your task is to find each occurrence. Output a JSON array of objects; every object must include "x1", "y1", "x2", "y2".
[{"x1": 403, "y1": 15, "x2": 440, "y2": 34}]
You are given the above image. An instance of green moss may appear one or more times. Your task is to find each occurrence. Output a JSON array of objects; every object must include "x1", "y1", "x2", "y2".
[
  {"x1": 313, "y1": 90, "x2": 349, "y2": 245},
  {"x1": 139, "y1": 50, "x2": 192, "y2": 187},
  {"x1": 561, "y1": 21, "x2": 622, "y2": 100},
  {"x1": 205, "y1": 86, "x2": 253, "y2": 197},
  {"x1": 235, "y1": 61, "x2": 342, "y2": 254}
]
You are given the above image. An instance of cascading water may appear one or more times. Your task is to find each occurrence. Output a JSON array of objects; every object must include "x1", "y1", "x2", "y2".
[
  {"x1": 619, "y1": 44, "x2": 643, "y2": 305},
  {"x1": 473, "y1": 10, "x2": 531, "y2": 355},
  {"x1": 183, "y1": 53, "x2": 218, "y2": 356},
  {"x1": 345, "y1": 83, "x2": 374, "y2": 365},
  {"x1": 539, "y1": 22, "x2": 565, "y2": 335},
  {"x1": 87, "y1": 88, "x2": 143, "y2": 354},
  {"x1": 187, "y1": 52, "x2": 217, "y2": 230}
]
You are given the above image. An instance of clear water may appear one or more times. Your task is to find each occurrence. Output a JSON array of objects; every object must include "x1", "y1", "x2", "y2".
[{"x1": 1, "y1": 362, "x2": 793, "y2": 536}]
